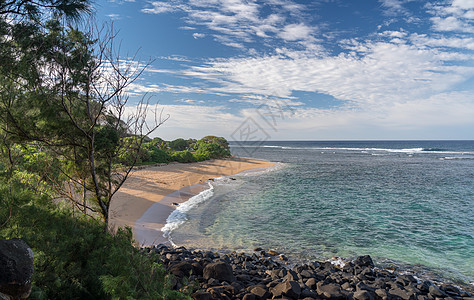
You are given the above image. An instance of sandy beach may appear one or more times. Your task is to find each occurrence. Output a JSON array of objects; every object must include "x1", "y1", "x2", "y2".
[{"x1": 109, "y1": 157, "x2": 275, "y2": 246}]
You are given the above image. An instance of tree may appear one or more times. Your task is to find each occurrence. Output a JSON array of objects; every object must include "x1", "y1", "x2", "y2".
[
  {"x1": 0, "y1": 14, "x2": 168, "y2": 226},
  {"x1": 196, "y1": 136, "x2": 230, "y2": 151},
  {"x1": 169, "y1": 138, "x2": 188, "y2": 151}
]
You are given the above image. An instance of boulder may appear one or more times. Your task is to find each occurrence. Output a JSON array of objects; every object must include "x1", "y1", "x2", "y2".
[
  {"x1": 0, "y1": 239, "x2": 34, "y2": 300},
  {"x1": 191, "y1": 291, "x2": 212, "y2": 300},
  {"x1": 316, "y1": 282, "x2": 346, "y2": 300},
  {"x1": 271, "y1": 281, "x2": 301, "y2": 299},
  {"x1": 305, "y1": 278, "x2": 318, "y2": 290},
  {"x1": 250, "y1": 285, "x2": 270, "y2": 299},
  {"x1": 429, "y1": 285, "x2": 447, "y2": 298},
  {"x1": 243, "y1": 293, "x2": 257, "y2": 300},
  {"x1": 389, "y1": 287, "x2": 414, "y2": 300},
  {"x1": 168, "y1": 261, "x2": 194, "y2": 278},
  {"x1": 203, "y1": 261, "x2": 236, "y2": 283},
  {"x1": 354, "y1": 290, "x2": 374, "y2": 300},
  {"x1": 353, "y1": 255, "x2": 374, "y2": 268}
]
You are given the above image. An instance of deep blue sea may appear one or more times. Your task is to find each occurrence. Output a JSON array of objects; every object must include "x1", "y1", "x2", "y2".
[{"x1": 168, "y1": 141, "x2": 474, "y2": 286}]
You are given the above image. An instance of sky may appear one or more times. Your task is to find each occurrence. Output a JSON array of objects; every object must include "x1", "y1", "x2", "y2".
[{"x1": 94, "y1": 0, "x2": 474, "y2": 141}]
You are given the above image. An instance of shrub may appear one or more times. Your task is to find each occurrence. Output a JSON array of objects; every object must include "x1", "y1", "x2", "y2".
[
  {"x1": 169, "y1": 138, "x2": 188, "y2": 151},
  {"x1": 192, "y1": 152, "x2": 209, "y2": 162},
  {"x1": 171, "y1": 151, "x2": 196, "y2": 163},
  {"x1": 0, "y1": 179, "x2": 189, "y2": 300},
  {"x1": 143, "y1": 143, "x2": 172, "y2": 163},
  {"x1": 195, "y1": 143, "x2": 231, "y2": 159}
]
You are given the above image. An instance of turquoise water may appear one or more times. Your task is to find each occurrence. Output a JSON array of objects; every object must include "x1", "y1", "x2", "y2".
[{"x1": 170, "y1": 141, "x2": 474, "y2": 286}]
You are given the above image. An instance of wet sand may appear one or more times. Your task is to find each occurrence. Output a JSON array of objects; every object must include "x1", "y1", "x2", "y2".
[{"x1": 109, "y1": 157, "x2": 275, "y2": 246}]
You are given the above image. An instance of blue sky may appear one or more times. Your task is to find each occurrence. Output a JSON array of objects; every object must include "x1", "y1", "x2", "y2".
[{"x1": 94, "y1": 0, "x2": 474, "y2": 140}]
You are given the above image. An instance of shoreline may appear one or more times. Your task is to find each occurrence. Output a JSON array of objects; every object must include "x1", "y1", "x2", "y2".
[
  {"x1": 109, "y1": 157, "x2": 275, "y2": 246},
  {"x1": 146, "y1": 244, "x2": 474, "y2": 299}
]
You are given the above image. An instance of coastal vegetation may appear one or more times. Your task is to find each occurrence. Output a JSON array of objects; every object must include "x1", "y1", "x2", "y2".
[{"x1": 0, "y1": 0, "x2": 228, "y2": 298}]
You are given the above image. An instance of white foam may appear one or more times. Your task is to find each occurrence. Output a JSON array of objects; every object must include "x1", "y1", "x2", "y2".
[
  {"x1": 239, "y1": 162, "x2": 286, "y2": 176},
  {"x1": 234, "y1": 144, "x2": 474, "y2": 155},
  {"x1": 440, "y1": 156, "x2": 474, "y2": 160},
  {"x1": 161, "y1": 182, "x2": 214, "y2": 245}
]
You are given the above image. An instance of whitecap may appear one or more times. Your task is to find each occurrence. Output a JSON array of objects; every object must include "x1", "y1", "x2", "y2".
[{"x1": 161, "y1": 182, "x2": 214, "y2": 245}]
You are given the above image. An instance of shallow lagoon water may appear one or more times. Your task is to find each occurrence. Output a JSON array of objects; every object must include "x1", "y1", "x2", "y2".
[{"x1": 169, "y1": 141, "x2": 474, "y2": 286}]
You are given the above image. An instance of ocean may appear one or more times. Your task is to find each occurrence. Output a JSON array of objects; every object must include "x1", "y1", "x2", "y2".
[{"x1": 166, "y1": 140, "x2": 474, "y2": 286}]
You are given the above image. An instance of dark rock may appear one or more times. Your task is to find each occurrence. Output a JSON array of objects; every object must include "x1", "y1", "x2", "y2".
[
  {"x1": 441, "y1": 285, "x2": 461, "y2": 296},
  {"x1": 168, "y1": 261, "x2": 194, "y2": 278},
  {"x1": 460, "y1": 291, "x2": 472, "y2": 297},
  {"x1": 375, "y1": 289, "x2": 389, "y2": 300},
  {"x1": 373, "y1": 278, "x2": 387, "y2": 289},
  {"x1": 417, "y1": 281, "x2": 432, "y2": 293},
  {"x1": 354, "y1": 289, "x2": 374, "y2": 300},
  {"x1": 396, "y1": 275, "x2": 416, "y2": 287},
  {"x1": 316, "y1": 282, "x2": 346, "y2": 300},
  {"x1": 300, "y1": 270, "x2": 315, "y2": 278},
  {"x1": 284, "y1": 270, "x2": 299, "y2": 282},
  {"x1": 305, "y1": 278, "x2": 318, "y2": 290},
  {"x1": 191, "y1": 291, "x2": 212, "y2": 300},
  {"x1": 254, "y1": 247, "x2": 263, "y2": 252},
  {"x1": 192, "y1": 262, "x2": 204, "y2": 276},
  {"x1": 353, "y1": 255, "x2": 375, "y2": 268},
  {"x1": 343, "y1": 263, "x2": 355, "y2": 275},
  {"x1": 250, "y1": 285, "x2": 270, "y2": 299},
  {"x1": 271, "y1": 281, "x2": 301, "y2": 299},
  {"x1": 243, "y1": 293, "x2": 257, "y2": 300},
  {"x1": 341, "y1": 282, "x2": 352, "y2": 291},
  {"x1": 389, "y1": 287, "x2": 415, "y2": 300},
  {"x1": 301, "y1": 288, "x2": 319, "y2": 299},
  {"x1": 268, "y1": 250, "x2": 279, "y2": 256},
  {"x1": 237, "y1": 274, "x2": 252, "y2": 282},
  {"x1": 429, "y1": 285, "x2": 447, "y2": 298},
  {"x1": 0, "y1": 239, "x2": 34, "y2": 300},
  {"x1": 207, "y1": 278, "x2": 220, "y2": 286},
  {"x1": 356, "y1": 282, "x2": 376, "y2": 293},
  {"x1": 207, "y1": 285, "x2": 236, "y2": 298},
  {"x1": 203, "y1": 261, "x2": 236, "y2": 283},
  {"x1": 278, "y1": 269, "x2": 288, "y2": 278}
]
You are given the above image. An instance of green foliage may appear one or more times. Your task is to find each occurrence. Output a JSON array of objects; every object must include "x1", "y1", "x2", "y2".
[
  {"x1": 195, "y1": 136, "x2": 230, "y2": 151},
  {"x1": 171, "y1": 151, "x2": 196, "y2": 163},
  {"x1": 169, "y1": 138, "x2": 188, "y2": 151},
  {"x1": 195, "y1": 143, "x2": 231, "y2": 160},
  {"x1": 94, "y1": 125, "x2": 120, "y2": 158},
  {"x1": 192, "y1": 152, "x2": 209, "y2": 162},
  {"x1": 0, "y1": 179, "x2": 189, "y2": 300},
  {"x1": 142, "y1": 143, "x2": 172, "y2": 164}
]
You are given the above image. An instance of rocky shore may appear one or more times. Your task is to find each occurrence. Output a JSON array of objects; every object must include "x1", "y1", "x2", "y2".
[{"x1": 142, "y1": 244, "x2": 473, "y2": 300}]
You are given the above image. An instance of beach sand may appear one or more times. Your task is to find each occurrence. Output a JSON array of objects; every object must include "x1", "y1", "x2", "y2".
[{"x1": 109, "y1": 157, "x2": 274, "y2": 246}]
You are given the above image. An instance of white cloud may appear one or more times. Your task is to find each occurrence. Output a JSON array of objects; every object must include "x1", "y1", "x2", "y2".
[
  {"x1": 193, "y1": 32, "x2": 206, "y2": 39},
  {"x1": 106, "y1": 13, "x2": 121, "y2": 20},
  {"x1": 379, "y1": 0, "x2": 408, "y2": 16},
  {"x1": 410, "y1": 33, "x2": 474, "y2": 51},
  {"x1": 127, "y1": 82, "x2": 218, "y2": 95},
  {"x1": 428, "y1": 0, "x2": 474, "y2": 33},
  {"x1": 184, "y1": 40, "x2": 474, "y2": 105},
  {"x1": 278, "y1": 23, "x2": 314, "y2": 41},
  {"x1": 453, "y1": 0, "x2": 474, "y2": 10},
  {"x1": 431, "y1": 16, "x2": 473, "y2": 32},
  {"x1": 136, "y1": 89, "x2": 474, "y2": 140},
  {"x1": 141, "y1": 1, "x2": 184, "y2": 14},
  {"x1": 157, "y1": 55, "x2": 191, "y2": 62},
  {"x1": 140, "y1": 104, "x2": 242, "y2": 139},
  {"x1": 141, "y1": 0, "x2": 317, "y2": 50}
]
